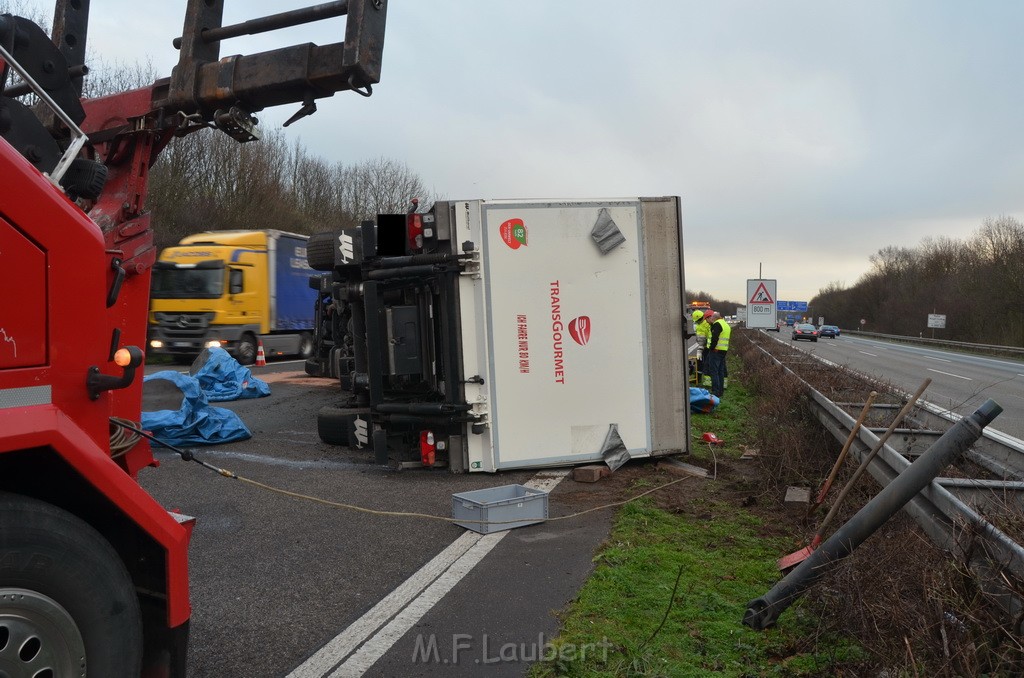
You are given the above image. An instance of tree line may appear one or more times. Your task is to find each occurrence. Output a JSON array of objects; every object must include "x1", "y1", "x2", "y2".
[
  {"x1": 809, "y1": 217, "x2": 1024, "y2": 346},
  {"x1": 686, "y1": 292, "x2": 741, "y2": 318},
  {"x1": 146, "y1": 129, "x2": 435, "y2": 251}
]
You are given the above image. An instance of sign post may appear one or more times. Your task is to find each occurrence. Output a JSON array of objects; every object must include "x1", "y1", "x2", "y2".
[
  {"x1": 745, "y1": 279, "x2": 777, "y2": 329},
  {"x1": 927, "y1": 313, "x2": 946, "y2": 339}
]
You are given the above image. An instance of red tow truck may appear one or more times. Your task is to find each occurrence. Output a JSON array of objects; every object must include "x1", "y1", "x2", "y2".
[{"x1": 0, "y1": 1, "x2": 386, "y2": 675}]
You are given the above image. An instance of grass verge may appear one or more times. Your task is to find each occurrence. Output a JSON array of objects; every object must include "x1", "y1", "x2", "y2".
[{"x1": 530, "y1": 354, "x2": 866, "y2": 677}]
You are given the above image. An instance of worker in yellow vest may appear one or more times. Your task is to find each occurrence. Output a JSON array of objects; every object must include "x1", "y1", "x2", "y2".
[
  {"x1": 706, "y1": 312, "x2": 731, "y2": 398},
  {"x1": 692, "y1": 310, "x2": 712, "y2": 385}
]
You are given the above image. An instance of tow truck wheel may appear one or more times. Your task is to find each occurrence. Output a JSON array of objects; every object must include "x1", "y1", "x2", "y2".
[{"x1": 0, "y1": 492, "x2": 142, "y2": 677}]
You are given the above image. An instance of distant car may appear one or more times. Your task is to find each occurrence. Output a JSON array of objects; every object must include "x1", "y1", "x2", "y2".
[
  {"x1": 818, "y1": 325, "x2": 840, "y2": 338},
  {"x1": 791, "y1": 323, "x2": 819, "y2": 342},
  {"x1": 767, "y1": 320, "x2": 781, "y2": 332}
]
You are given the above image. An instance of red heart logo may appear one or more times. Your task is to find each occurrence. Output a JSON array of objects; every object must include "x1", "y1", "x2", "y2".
[
  {"x1": 499, "y1": 218, "x2": 527, "y2": 250},
  {"x1": 569, "y1": 316, "x2": 591, "y2": 346}
]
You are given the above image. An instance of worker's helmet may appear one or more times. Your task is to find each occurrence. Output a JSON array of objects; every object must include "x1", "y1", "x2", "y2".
[{"x1": 692, "y1": 310, "x2": 704, "y2": 322}]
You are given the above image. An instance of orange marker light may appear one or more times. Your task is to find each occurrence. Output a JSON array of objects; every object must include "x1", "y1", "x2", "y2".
[{"x1": 114, "y1": 348, "x2": 133, "y2": 367}]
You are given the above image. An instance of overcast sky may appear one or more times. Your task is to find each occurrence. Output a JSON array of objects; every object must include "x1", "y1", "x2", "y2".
[{"x1": 12, "y1": 0, "x2": 1024, "y2": 303}]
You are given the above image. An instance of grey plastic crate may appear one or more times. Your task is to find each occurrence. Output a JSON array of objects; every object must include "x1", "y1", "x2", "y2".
[{"x1": 451, "y1": 484, "x2": 549, "y2": 534}]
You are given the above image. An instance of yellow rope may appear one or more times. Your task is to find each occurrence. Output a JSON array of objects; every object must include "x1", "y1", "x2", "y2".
[
  {"x1": 109, "y1": 417, "x2": 700, "y2": 526},
  {"x1": 232, "y1": 473, "x2": 695, "y2": 526}
]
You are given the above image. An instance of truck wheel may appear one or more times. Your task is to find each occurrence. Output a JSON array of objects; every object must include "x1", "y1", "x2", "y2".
[
  {"x1": 318, "y1": 406, "x2": 367, "y2": 447},
  {"x1": 307, "y1": 231, "x2": 338, "y2": 271},
  {"x1": 304, "y1": 359, "x2": 323, "y2": 377},
  {"x1": 0, "y1": 492, "x2": 143, "y2": 677},
  {"x1": 318, "y1": 406, "x2": 351, "y2": 446},
  {"x1": 237, "y1": 334, "x2": 258, "y2": 365},
  {"x1": 298, "y1": 332, "x2": 314, "y2": 359}
]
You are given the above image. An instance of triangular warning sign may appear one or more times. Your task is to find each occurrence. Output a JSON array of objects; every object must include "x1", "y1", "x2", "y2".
[{"x1": 749, "y1": 282, "x2": 774, "y2": 304}]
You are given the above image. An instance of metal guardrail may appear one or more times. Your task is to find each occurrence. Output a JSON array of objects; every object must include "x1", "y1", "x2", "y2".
[
  {"x1": 845, "y1": 329, "x2": 1024, "y2": 357},
  {"x1": 746, "y1": 336, "x2": 1024, "y2": 630}
]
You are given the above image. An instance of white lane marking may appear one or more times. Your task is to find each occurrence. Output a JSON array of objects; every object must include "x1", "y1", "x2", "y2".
[
  {"x1": 288, "y1": 471, "x2": 568, "y2": 678},
  {"x1": 925, "y1": 356, "x2": 951, "y2": 363},
  {"x1": 1018, "y1": 374, "x2": 1024, "y2": 378},
  {"x1": 287, "y1": 532, "x2": 480, "y2": 677},
  {"x1": 928, "y1": 368, "x2": 972, "y2": 381},
  {"x1": 330, "y1": 534, "x2": 503, "y2": 677},
  {"x1": 859, "y1": 351, "x2": 878, "y2": 357},
  {"x1": 328, "y1": 472, "x2": 567, "y2": 677}
]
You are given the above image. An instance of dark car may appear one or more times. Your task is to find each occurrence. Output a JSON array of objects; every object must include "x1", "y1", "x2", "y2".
[
  {"x1": 791, "y1": 323, "x2": 819, "y2": 342},
  {"x1": 818, "y1": 325, "x2": 840, "y2": 338}
]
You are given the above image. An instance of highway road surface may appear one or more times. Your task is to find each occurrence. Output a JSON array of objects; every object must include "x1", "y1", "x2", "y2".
[
  {"x1": 774, "y1": 332, "x2": 1024, "y2": 439},
  {"x1": 139, "y1": 360, "x2": 614, "y2": 677}
]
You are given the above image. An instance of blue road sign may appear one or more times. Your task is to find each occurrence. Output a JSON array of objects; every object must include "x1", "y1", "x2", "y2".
[{"x1": 777, "y1": 301, "x2": 808, "y2": 312}]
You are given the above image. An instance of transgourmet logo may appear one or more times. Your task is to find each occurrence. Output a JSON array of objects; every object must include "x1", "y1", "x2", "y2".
[
  {"x1": 568, "y1": 316, "x2": 591, "y2": 346},
  {"x1": 550, "y1": 282, "x2": 591, "y2": 384},
  {"x1": 499, "y1": 218, "x2": 528, "y2": 250}
]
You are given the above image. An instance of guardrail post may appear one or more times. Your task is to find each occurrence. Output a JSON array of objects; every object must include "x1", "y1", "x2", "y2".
[{"x1": 743, "y1": 399, "x2": 1003, "y2": 630}]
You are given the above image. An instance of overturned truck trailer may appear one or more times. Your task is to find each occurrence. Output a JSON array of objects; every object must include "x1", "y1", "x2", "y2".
[{"x1": 306, "y1": 197, "x2": 690, "y2": 471}]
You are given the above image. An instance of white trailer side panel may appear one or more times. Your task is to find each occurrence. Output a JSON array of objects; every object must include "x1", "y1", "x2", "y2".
[{"x1": 454, "y1": 198, "x2": 687, "y2": 471}]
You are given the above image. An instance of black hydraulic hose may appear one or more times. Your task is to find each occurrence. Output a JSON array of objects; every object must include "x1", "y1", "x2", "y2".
[
  {"x1": 366, "y1": 265, "x2": 445, "y2": 281},
  {"x1": 743, "y1": 399, "x2": 1003, "y2": 630},
  {"x1": 374, "y1": 402, "x2": 472, "y2": 415},
  {"x1": 379, "y1": 414, "x2": 477, "y2": 426},
  {"x1": 108, "y1": 419, "x2": 237, "y2": 478},
  {"x1": 374, "y1": 253, "x2": 472, "y2": 269}
]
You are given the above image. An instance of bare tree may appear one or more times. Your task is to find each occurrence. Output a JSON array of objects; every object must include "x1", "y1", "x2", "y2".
[{"x1": 810, "y1": 218, "x2": 1024, "y2": 345}]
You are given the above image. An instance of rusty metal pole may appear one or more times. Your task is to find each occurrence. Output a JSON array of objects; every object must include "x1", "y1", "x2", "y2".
[{"x1": 743, "y1": 399, "x2": 1003, "y2": 630}]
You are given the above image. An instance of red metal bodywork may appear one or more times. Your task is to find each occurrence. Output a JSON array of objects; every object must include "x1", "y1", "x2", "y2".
[
  {"x1": 1, "y1": 3, "x2": 388, "y2": 672},
  {"x1": 0, "y1": 137, "x2": 191, "y2": 627}
]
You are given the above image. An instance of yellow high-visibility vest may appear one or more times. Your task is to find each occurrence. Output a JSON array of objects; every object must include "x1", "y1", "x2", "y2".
[
  {"x1": 695, "y1": 320, "x2": 711, "y2": 349},
  {"x1": 710, "y1": 318, "x2": 731, "y2": 352}
]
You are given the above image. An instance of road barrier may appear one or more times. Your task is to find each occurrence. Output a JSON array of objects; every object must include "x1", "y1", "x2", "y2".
[
  {"x1": 844, "y1": 330, "x2": 1024, "y2": 357},
  {"x1": 745, "y1": 334, "x2": 1024, "y2": 632}
]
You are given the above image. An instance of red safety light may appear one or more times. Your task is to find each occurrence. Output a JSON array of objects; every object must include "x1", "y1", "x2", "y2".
[
  {"x1": 407, "y1": 197, "x2": 423, "y2": 251},
  {"x1": 420, "y1": 430, "x2": 436, "y2": 466},
  {"x1": 407, "y1": 212, "x2": 423, "y2": 251}
]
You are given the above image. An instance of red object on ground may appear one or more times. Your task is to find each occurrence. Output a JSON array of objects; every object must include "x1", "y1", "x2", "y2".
[{"x1": 701, "y1": 432, "x2": 725, "y2": 445}]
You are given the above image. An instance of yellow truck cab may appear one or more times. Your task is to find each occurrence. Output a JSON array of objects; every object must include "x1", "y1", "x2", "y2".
[{"x1": 148, "y1": 230, "x2": 316, "y2": 364}]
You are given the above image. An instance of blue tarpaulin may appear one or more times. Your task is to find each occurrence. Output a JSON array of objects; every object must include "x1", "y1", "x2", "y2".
[
  {"x1": 689, "y1": 387, "x2": 720, "y2": 414},
  {"x1": 142, "y1": 370, "x2": 253, "y2": 447},
  {"x1": 189, "y1": 347, "x2": 271, "y2": 401}
]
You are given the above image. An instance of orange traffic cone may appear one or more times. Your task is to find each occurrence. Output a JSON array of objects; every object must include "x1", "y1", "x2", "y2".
[{"x1": 255, "y1": 340, "x2": 267, "y2": 367}]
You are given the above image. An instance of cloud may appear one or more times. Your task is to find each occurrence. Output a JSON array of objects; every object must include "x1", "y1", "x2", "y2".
[{"x1": 12, "y1": 0, "x2": 1024, "y2": 304}]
